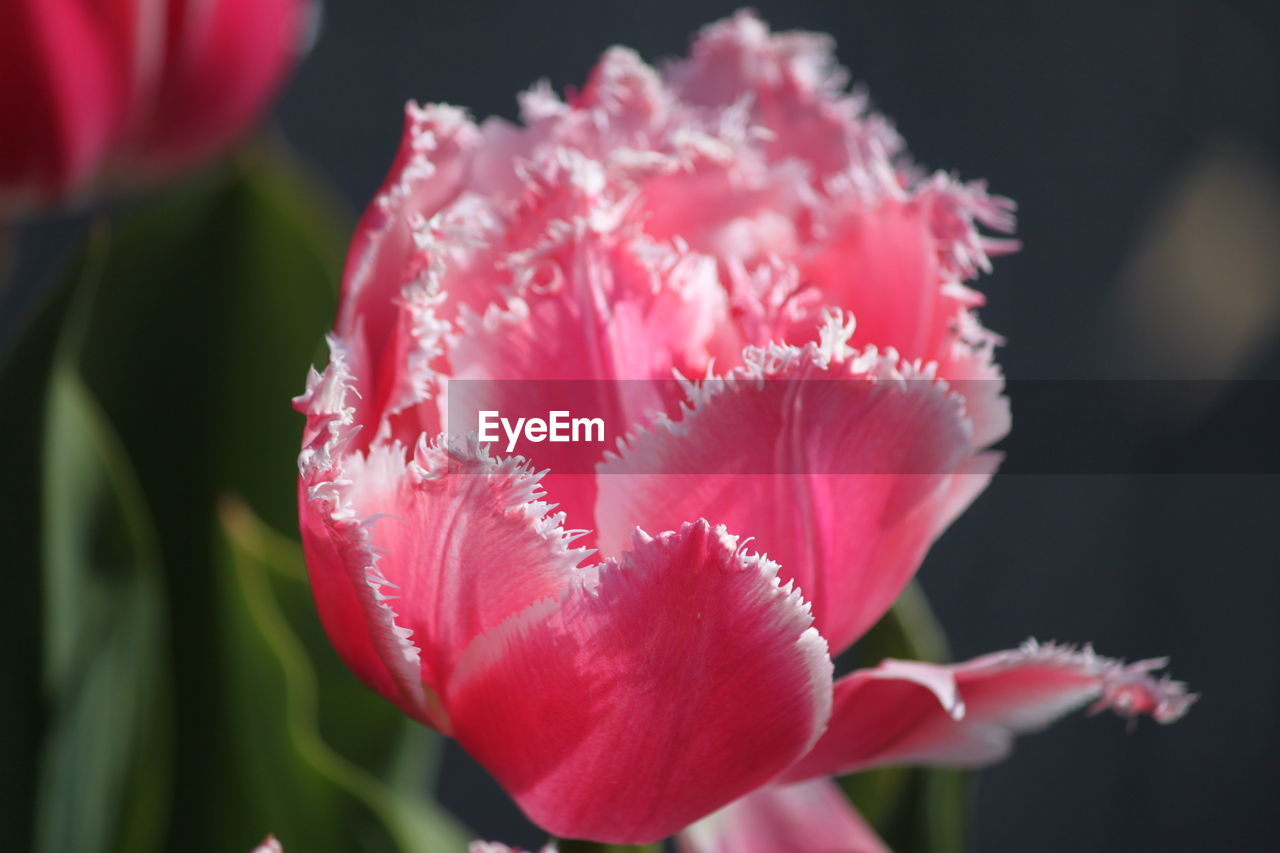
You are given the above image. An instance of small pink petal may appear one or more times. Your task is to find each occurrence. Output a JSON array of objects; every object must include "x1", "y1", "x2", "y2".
[
  {"x1": 679, "y1": 777, "x2": 888, "y2": 853},
  {"x1": 250, "y1": 835, "x2": 283, "y2": 853},
  {"x1": 783, "y1": 640, "x2": 1198, "y2": 781},
  {"x1": 446, "y1": 520, "x2": 833, "y2": 844},
  {"x1": 596, "y1": 315, "x2": 978, "y2": 654}
]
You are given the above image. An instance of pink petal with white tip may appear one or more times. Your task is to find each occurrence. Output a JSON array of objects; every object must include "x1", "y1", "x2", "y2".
[
  {"x1": 446, "y1": 521, "x2": 833, "y2": 845},
  {"x1": 340, "y1": 103, "x2": 481, "y2": 338},
  {"x1": 596, "y1": 315, "x2": 978, "y2": 655},
  {"x1": 296, "y1": 331, "x2": 590, "y2": 730},
  {"x1": 679, "y1": 777, "x2": 888, "y2": 853},
  {"x1": 782, "y1": 640, "x2": 1197, "y2": 782},
  {"x1": 667, "y1": 10, "x2": 899, "y2": 180},
  {"x1": 295, "y1": 339, "x2": 432, "y2": 724},
  {"x1": 799, "y1": 183, "x2": 1014, "y2": 449},
  {"x1": 338, "y1": 105, "x2": 487, "y2": 447},
  {"x1": 341, "y1": 436, "x2": 590, "y2": 717}
]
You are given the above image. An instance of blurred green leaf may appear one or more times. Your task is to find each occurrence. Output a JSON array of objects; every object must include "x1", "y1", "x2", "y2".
[
  {"x1": 72, "y1": 146, "x2": 342, "y2": 535},
  {"x1": 5, "y1": 144, "x2": 470, "y2": 851},
  {"x1": 36, "y1": 364, "x2": 171, "y2": 853},
  {"x1": 53, "y1": 150, "x2": 353, "y2": 848},
  {"x1": 841, "y1": 583, "x2": 971, "y2": 853},
  {"x1": 0, "y1": 231, "x2": 80, "y2": 851},
  {"x1": 216, "y1": 497, "x2": 468, "y2": 853}
]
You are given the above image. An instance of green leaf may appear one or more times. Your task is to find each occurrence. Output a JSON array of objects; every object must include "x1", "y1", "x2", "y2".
[
  {"x1": 35, "y1": 364, "x2": 172, "y2": 853},
  {"x1": 0, "y1": 229, "x2": 81, "y2": 852},
  {"x1": 215, "y1": 497, "x2": 468, "y2": 853},
  {"x1": 8, "y1": 144, "x2": 468, "y2": 851},
  {"x1": 71, "y1": 147, "x2": 342, "y2": 535},
  {"x1": 840, "y1": 583, "x2": 971, "y2": 853},
  {"x1": 41, "y1": 149, "x2": 355, "y2": 847}
]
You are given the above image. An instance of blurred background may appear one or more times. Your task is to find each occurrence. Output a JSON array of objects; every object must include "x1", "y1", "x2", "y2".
[{"x1": 4, "y1": 1, "x2": 1278, "y2": 851}]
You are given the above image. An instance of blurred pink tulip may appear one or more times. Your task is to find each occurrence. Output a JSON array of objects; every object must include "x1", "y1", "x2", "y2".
[
  {"x1": 0, "y1": 0, "x2": 306, "y2": 213},
  {"x1": 296, "y1": 11, "x2": 1195, "y2": 846}
]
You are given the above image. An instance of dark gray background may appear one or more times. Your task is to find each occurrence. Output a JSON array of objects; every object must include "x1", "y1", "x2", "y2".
[{"x1": 268, "y1": 2, "x2": 1279, "y2": 851}]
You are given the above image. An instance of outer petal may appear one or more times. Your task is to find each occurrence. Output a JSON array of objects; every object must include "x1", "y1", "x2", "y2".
[
  {"x1": 295, "y1": 336, "x2": 591, "y2": 729},
  {"x1": 338, "y1": 103, "x2": 481, "y2": 344},
  {"x1": 0, "y1": 0, "x2": 126, "y2": 211},
  {"x1": 446, "y1": 521, "x2": 833, "y2": 844},
  {"x1": 115, "y1": 0, "x2": 304, "y2": 178},
  {"x1": 596, "y1": 314, "x2": 977, "y2": 654},
  {"x1": 341, "y1": 435, "x2": 591, "y2": 723},
  {"x1": 295, "y1": 341, "x2": 432, "y2": 724},
  {"x1": 341, "y1": 105, "x2": 484, "y2": 449},
  {"x1": 679, "y1": 778, "x2": 889, "y2": 853},
  {"x1": 783, "y1": 640, "x2": 1198, "y2": 782},
  {"x1": 468, "y1": 844, "x2": 556, "y2": 853},
  {"x1": 799, "y1": 181, "x2": 1015, "y2": 449}
]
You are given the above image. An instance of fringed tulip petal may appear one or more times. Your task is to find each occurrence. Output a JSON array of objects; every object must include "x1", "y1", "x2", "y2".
[
  {"x1": 295, "y1": 341, "x2": 435, "y2": 724},
  {"x1": 446, "y1": 521, "x2": 833, "y2": 844},
  {"x1": 297, "y1": 338, "x2": 592, "y2": 726},
  {"x1": 783, "y1": 640, "x2": 1197, "y2": 781},
  {"x1": 596, "y1": 314, "x2": 977, "y2": 654},
  {"x1": 339, "y1": 105, "x2": 483, "y2": 446},
  {"x1": 342, "y1": 436, "x2": 591, "y2": 715},
  {"x1": 667, "y1": 10, "x2": 898, "y2": 181}
]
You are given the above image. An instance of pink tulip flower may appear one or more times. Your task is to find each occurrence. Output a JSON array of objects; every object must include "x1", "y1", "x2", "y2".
[
  {"x1": 0, "y1": 0, "x2": 306, "y2": 213},
  {"x1": 296, "y1": 11, "x2": 1194, "y2": 847}
]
